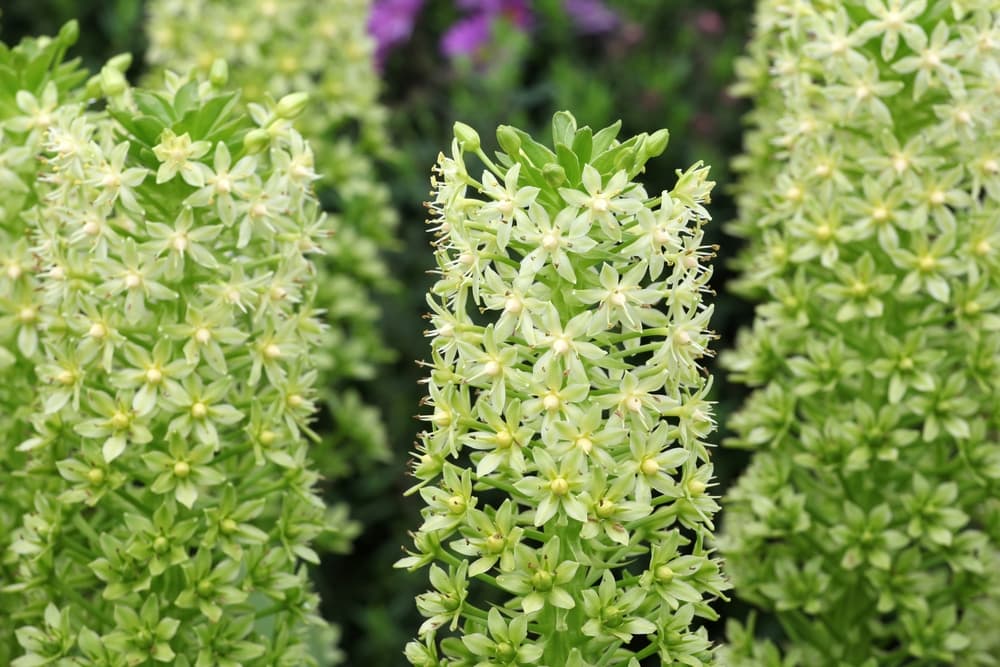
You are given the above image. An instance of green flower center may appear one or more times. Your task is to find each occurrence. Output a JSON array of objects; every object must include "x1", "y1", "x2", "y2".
[
  {"x1": 597, "y1": 498, "x2": 616, "y2": 518},
  {"x1": 110, "y1": 410, "x2": 130, "y2": 430},
  {"x1": 447, "y1": 495, "x2": 466, "y2": 514},
  {"x1": 603, "y1": 605, "x2": 624, "y2": 627},
  {"x1": 686, "y1": 479, "x2": 707, "y2": 496},
  {"x1": 496, "y1": 642, "x2": 516, "y2": 660},
  {"x1": 640, "y1": 457, "x2": 660, "y2": 476},
  {"x1": 549, "y1": 477, "x2": 569, "y2": 496},
  {"x1": 531, "y1": 570, "x2": 554, "y2": 591},
  {"x1": 485, "y1": 533, "x2": 505, "y2": 553}
]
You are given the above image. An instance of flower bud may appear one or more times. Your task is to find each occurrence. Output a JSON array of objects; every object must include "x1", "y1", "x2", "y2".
[
  {"x1": 100, "y1": 67, "x2": 127, "y2": 97},
  {"x1": 58, "y1": 20, "x2": 80, "y2": 46},
  {"x1": 640, "y1": 129, "x2": 670, "y2": 161},
  {"x1": 496, "y1": 125, "x2": 520, "y2": 155},
  {"x1": 453, "y1": 122, "x2": 481, "y2": 152},
  {"x1": 209, "y1": 59, "x2": 229, "y2": 87},
  {"x1": 107, "y1": 53, "x2": 133, "y2": 73},
  {"x1": 276, "y1": 92, "x2": 309, "y2": 120},
  {"x1": 543, "y1": 163, "x2": 566, "y2": 187},
  {"x1": 243, "y1": 128, "x2": 271, "y2": 155}
]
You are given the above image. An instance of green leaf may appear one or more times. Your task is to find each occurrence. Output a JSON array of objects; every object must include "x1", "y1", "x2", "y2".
[
  {"x1": 190, "y1": 91, "x2": 241, "y2": 139},
  {"x1": 571, "y1": 125, "x2": 593, "y2": 164},
  {"x1": 134, "y1": 90, "x2": 177, "y2": 124},
  {"x1": 172, "y1": 80, "x2": 200, "y2": 118},
  {"x1": 556, "y1": 144, "x2": 582, "y2": 186},
  {"x1": 591, "y1": 119, "x2": 622, "y2": 155}
]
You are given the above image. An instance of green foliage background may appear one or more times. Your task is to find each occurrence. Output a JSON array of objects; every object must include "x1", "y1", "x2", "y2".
[{"x1": 2, "y1": 2, "x2": 756, "y2": 664}]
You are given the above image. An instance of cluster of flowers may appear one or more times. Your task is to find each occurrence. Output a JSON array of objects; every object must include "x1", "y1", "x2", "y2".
[
  {"x1": 720, "y1": 1, "x2": 1000, "y2": 664},
  {"x1": 0, "y1": 23, "x2": 90, "y2": 665},
  {"x1": 399, "y1": 113, "x2": 728, "y2": 665},
  {"x1": 1, "y1": 29, "x2": 336, "y2": 665},
  {"x1": 146, "y1": 0, "x2": 397, "y2": 473}
]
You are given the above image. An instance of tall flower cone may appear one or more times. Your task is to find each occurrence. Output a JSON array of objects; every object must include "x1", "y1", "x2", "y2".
[
  {"x1": 400, "y1": 113, "x2": 729, "y2": 666},
  {"x1": 720, "y1": 2, "x2": 1000, "y2": 664},
  {"x1": 0, "y1": 22, "x2": 92, "y2": 664},
  {"x1": 6, "y1": 69, "x2": 335, "y2": 665},
  {"x1": 145, "y1": 0, "x2": 397, "y2": 476}
]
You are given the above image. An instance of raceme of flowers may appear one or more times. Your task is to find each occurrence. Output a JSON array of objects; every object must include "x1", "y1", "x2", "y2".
[
  {"x1": 146, "y1": 0, "x2": 398, "y2": 474},
  {"x1": 3, "y1": 59, "x2": 336, "y2": 665},
  {"x1": 398, "y1": 112, "x2": 729, "y2": 666},
  {"x1": 0, "y1": 22, "x2": 91, "y2": 666},
  {"x1": 719, "y1": 2, "x2": 1000, "y2": 665}
]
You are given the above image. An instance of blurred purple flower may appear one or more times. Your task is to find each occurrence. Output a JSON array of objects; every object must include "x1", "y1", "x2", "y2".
[
  {"x1": 695, "y1": 10, "x2": 724, "y2": 36},
  {"x1": 501, "y1": 0, "x2": 533, "y2": 30},
  {"x1": 564, "y1": 0, "x2": 619, "y2": 34},
  {"x1": 456, "y1": 0, "x2": 530, "y2": 24},
  {"x1": 368, "y1": 0, "x2": 426, "y2": 69},
  {"x1": 370, "y1": 0, "x2": 613, "y2": 65},
  {"x1": 441, "y1": 0, "x2": 533, "y2": 58},
  {"x1": 456, "y1": 0, "x2": 505, "y2": 10},
  {"x1": 441, "y1": 13, "x2": 493, "y2": 57}
]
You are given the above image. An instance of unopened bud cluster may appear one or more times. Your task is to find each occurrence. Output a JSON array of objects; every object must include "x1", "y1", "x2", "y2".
[
  {"x1": 399, "y1": 113, "x2": 728, "y2": 666},
  {"x1": 720, "y1": 2, "x2": 1000, "y2": 665},
  {"x1": 4, "y1": 65, "x2": 333, "y2": 665}
]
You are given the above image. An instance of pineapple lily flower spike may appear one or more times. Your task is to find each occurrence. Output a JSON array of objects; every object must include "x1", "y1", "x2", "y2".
[
  {"x1": 145, "y1": 0, "x2": 399, "y2": 476},
  {"x1": 399, "y1": 112, "x2": 729, "y2": 666},
  {"x1": 0, "y1": 21, "x2": 89, "y2": 665},
  {"x1": 719, "y1": 1, "x2": 1000, "y2": 665},
  {"x1": 4, "y1": 63, "x2": 336, "y2": 665}
]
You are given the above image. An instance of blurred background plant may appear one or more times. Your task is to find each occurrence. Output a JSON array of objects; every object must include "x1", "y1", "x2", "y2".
[
  {"x1": 0, "y1": 21, "x2": 92, "y2": 665},
  {"x1": 144, "y1": 0, "x2": 398, "y2": 485},
  {"x1": 1, "y1": 1, "x2": 756, "y2": 665}
]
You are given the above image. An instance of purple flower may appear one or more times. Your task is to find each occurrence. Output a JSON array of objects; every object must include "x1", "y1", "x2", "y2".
[
  {"x1": 441, "y1": 13, "x2": 494, "y2": 57},
  {"x1": 440, "y1": 0, "x2": 533, "y2": 58},
  {"x1": 695, "y1": 10, "x2": 725, "y2": 36},
  {"x1": 564, "y1": 0, "x2": 619, "y2": 34},
  {"x1": 368, "y1": 0, "x2": 426, "y2": 69},
  {"x1": 456, "y1": 0, "x2": 505, "y2": 10}
]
